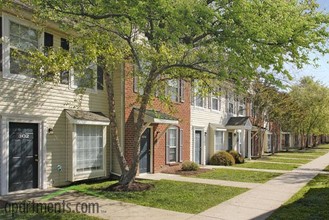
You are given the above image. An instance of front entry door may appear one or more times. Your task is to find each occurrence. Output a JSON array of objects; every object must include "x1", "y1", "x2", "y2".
[
  {"x1": 228, "y1": 132, "x2": 233, "y2": 150},
  {"x1": 194, "y1": 130, "x2": 202, "y2": 164},
  {"x1": 9, "y1": 123, "x2": 38, "y2": 192},
  {"x1": 139, "y1": 128, "x2": 151, "y2": 173}
]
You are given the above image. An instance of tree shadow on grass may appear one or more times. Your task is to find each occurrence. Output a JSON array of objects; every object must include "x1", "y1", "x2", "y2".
[{"x1": 267, "y1": 187, "x2": 329, "y2": 220}]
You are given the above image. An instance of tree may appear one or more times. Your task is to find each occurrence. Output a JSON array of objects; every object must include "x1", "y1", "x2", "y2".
[
  {"x1": 4, "y1": 0, "x2": 329, "y2": 188},
  {"x1": 289, "y1": 76, "x2": 329, "y2": 148}
]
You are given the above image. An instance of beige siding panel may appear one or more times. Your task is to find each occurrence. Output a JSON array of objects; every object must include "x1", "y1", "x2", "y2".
[{"x1": 0, "y1": 77, "x2": 110, "y2": 187}]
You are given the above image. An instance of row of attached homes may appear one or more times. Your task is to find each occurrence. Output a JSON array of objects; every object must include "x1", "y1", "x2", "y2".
[{"x1": 0, "y1": 8, "x2": 297, "y2": 196}]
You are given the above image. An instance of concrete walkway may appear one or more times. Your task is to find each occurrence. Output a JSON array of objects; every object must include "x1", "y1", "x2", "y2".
[
  {"x1": 202, "y1": 165, "x2": 288, "y2": 173},
  {"x1": 138, "y1": 173, "x2": 261, "y2": 189},
  {"x1": 191, "y1": 151, "x2": 329, "y2": 220}
]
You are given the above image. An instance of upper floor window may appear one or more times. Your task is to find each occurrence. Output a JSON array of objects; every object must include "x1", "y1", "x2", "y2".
[
  {"x1": 238, "y1": 98, "x2": 245, "y2": 116},
  {"x1": 1, "y1": 14, "x2": 104, "y2": 90},
  {"x1": 211, "y1": 87, "x2": 221, "y2": 111},
  {"x1": 227, "y1": 93, "x2": 235, "y2": 114},
  {"x1": 2, "y1": 16, "x2": 41, "y2": 79},
  {"x1": 71, "y1": 63, "x2": 97, "y2": 91},
  {"x1": 168, "y1": 79, "x2": 179, "y2": 102}
]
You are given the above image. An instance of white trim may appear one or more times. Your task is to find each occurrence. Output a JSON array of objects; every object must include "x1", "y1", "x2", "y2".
[
  {"x1": 192, "y1": 126, "x2": 205, "y2": 165},
  {"x1": 0, "y1": 115, "x2": 47, "y2": 195},
  {"x1": 71, "y1": 124, "x2": 107, "y2": 181},
  {"x1": 153, "y1": 118, "x2": 179, "y2": 125},
  {"x1": 69, "y1": 63, "x2": 98, "y2": 93}
]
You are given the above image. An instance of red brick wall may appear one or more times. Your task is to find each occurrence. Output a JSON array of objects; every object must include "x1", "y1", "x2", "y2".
[{"x1": 123, "y1": 63, "x2": 191, "y2": 173}]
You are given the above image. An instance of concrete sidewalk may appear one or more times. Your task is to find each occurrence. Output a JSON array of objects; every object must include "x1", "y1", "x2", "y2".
[
  {"x1": 191, "y1": 151, "x2": 329, "y2": 220},
  {"x1": 138, "y1": 173, "x2": 261, "y2": 189},
  {"x1": 202, "y1": 165, "x2": 288, "y2": 173}
]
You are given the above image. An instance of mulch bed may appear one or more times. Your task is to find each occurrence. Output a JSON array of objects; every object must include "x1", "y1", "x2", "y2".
[
  {"x1": 161, "y1": 165, "x2": 211, "y2": 176},
  {"x1": 104, "y1": 182, "x2": 154, "y2": 192}
]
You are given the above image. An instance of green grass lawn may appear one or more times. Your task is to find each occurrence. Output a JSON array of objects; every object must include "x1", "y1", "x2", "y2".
[
  {"x1": 268, "y1": 174, "x2": 329, "y2": 220},
  {"x1": 317, "y1": 144, "x2": 329, "y2": 149},
  {"x1": 68, "y1": 179, "x2": 248, "y2": 214},
  {"x1": 0, "y1": 210, "x2": 101, "y2": 220},
  {"x1": 234, "y1": 162, "x2": 299, "y2": 170},
  {"x1": 270, "y1": 154, "x2": 318, "y2": 159},
  {"x1": 194, "y1": 169, "x2": 282, "y2": 183},
  {"x1": 257, "y1": 157, "x2": 311, "y2": 164}
]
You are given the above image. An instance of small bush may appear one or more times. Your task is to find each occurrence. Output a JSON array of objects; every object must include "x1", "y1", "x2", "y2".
[
  {"x1": 209, "y1": 151, "x2": 235, "y2": 166},
  {"x1": 229, "y1": 150, "x2": 245, "y2": 164},
  {"x1": 181, "y1": 161, "x2": 199, "y2": 171}
]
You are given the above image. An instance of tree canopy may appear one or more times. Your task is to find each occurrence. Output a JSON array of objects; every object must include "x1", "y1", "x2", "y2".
[{"x1": 3, "y1": 0, "x2": 329, "y2": 185}]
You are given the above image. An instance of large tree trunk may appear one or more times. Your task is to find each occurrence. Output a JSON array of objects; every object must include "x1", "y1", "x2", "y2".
[
  {"x1": 104, "y1": 66, "x2": 157, "y2": 187},
  {"x1": 104, "y1": 71, "x2": 130, "y2": 183}
]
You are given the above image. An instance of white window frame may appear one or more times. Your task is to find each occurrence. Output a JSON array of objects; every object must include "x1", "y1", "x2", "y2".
[
  {"x1": 215, "y1": 130, "x2": 225, "y2": 151},
  {"x1": 2, "y1": 13, "x2": 44, "y2": 80},
  {"x1": 70, "y1": 63, "x2": 98, "y2": 93},
  {"x1": 166, "y1": 126, "x2": 179, "y2": 163},
  {"x1": 238, "y1": 98, "x2": 245, "y2": 116},
  {"x1": 167, "y1": 79, "x2": 180, "y2": 102},
  {"x1": 71, "y1": 123, "x2": 107, "y2": 181},
  {"x1": 227, "y1": 92, "x2": 235, "y2": 114}
]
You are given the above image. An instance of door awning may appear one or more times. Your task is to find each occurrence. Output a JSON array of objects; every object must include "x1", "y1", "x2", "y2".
[
  {"x1": 134, "y1": 108, "x2": 179, "y2": 125},
  {"x1": 225, "y1": 117, "x2": 252, "y2": 130},
  {"x1": 66, "y1": 109, "x2": 110, "y2": 125}
]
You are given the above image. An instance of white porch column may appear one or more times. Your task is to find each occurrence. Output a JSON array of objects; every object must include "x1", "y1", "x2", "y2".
[{"x1": 248, "y1": 129, "x2": 252, "y2": 159}]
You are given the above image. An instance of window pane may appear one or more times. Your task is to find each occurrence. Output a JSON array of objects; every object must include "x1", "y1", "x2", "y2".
[
  {"x1": 212, "y1": 97, "x2": 219, "y2": 110},
  {"x1": 9, "y1": 21, "x2": 38, "y2": 75},
  {"x1": 169, "y1": 148, "x2": 176, "y2": 162},
  {"x1": 167, "y1": 127, "x2": 178, "y2": 162},
  {"x1": 215, "y1": 131, "x2": 224, "y2": 151},
  {"x1": 195, "y1": 95, "x2": 203, "y2": 107},
  {"x1": 168, "y1": 79, "x2": 179, "y2": 102},
  {"x1": 76, "y1": 125, "x2": 103, "y2": 173},
  {"x1": 74, "y1": 65, "x2": 96, "y2": 89}
]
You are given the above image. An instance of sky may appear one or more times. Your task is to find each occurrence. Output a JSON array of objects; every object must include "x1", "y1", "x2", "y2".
[{"x1": 292, "y1": 0, "x2": 329, "y2": 86}]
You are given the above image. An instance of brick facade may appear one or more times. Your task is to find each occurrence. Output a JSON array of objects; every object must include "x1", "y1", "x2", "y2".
[{"x1": 123, "y1": 64, "x2": 191, "y2": 173}]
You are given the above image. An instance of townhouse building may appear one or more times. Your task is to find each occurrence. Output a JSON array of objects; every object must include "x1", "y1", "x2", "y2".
[
  {"x1": 190, "y1": 87, "x2": 252, "y2": 165},
  {"x1": 111, "y1": 65, "x2": 191, "y2": 175},
  {"x1": 0, "y1": 9, "x2": 111, "y2": 195}
]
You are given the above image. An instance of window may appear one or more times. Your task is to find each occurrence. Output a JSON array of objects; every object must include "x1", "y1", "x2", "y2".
[
  {"x1": 227, "y1": 93, "x2": 235, "y2": 114},
  {"x1": 211, "y1": 88, "x2": 221, "y2": 111},
  {"x1": 76, "y1": 125, "x2": 104, "y2": 173},
  {"x1": 215, "y1": 130, "x2": 224, "y2": 151},
  {"x1": 167, "y1": 79, "x2": 179, "y2": 102},
  {"x1": 71, "y1": 63, "x2": 97, "y2": 91},
  {"x1": 195, "y1": 94, "x2": 204, "y2": 107},
  {"x1": 166, "y1": 127, "x2": 183, "y2": 163},
  {"x1": 238, "y1": 98, "x2": 245, "y2": 116},
  {"x1": 2, "y1": 17, "x2": 40, "y2": 78}
]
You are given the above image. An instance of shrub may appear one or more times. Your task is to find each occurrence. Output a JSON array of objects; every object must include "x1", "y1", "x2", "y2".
[
  {"x1": 181, "y1": 161, "x2": 199, "y2": 171},
  {"x1": 209, "y1": 151, "x2": 235, "y2": 166},
  {"x1": 229, "y1": 150, "x2": 245, "y2": 164}
]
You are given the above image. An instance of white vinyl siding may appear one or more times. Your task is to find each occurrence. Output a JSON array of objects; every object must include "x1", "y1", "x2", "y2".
[{"x1": 0, "y1": 13, "x2": 110, "y2": 188}]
